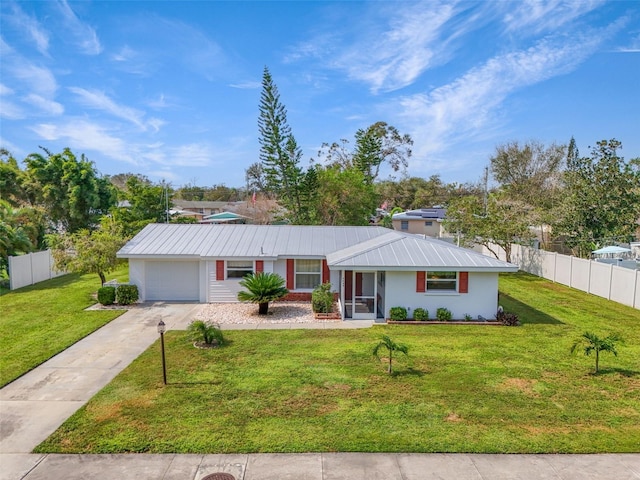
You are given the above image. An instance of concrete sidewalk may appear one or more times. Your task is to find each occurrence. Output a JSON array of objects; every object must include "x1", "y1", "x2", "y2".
[{"x1": 3, "y1": 452, "x2": 639, "y2": 480}]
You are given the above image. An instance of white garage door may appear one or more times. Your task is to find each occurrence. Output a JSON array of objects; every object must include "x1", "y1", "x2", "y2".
[{"x1": 146, "y1": 261, "x2": 199, "y2": 301}]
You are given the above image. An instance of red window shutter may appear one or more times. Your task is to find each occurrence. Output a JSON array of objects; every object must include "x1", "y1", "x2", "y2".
[
  {"x1": 416, "y1": 271, "x2": 426, "y2": 293},
  {"x1": 216, "y1": 260, "x2": 225, "y2": 281},
  {"x1": 459, "y1": 272, "x2": 469, "y2": 293},
  {"x1": 255, "y1": 260, "x2": 264, "y2": 273},
  {"x1": 355, "y1": 272, "x2": 363, "y2": 296},
  {"x1": 286, "y1": 259, "x2": 295, "y2": 290},
  {"x1": 322, "y1": 259, "x2": 330, "y2": 284}
]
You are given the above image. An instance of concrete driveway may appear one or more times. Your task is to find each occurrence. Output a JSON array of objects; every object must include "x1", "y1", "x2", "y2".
[{"x1": 0, "y1": 302, "x2": 203, "y2": 454}]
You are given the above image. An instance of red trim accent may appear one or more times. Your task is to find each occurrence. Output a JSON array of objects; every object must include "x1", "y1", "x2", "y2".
[
  {"x1": 355, "y1": 272, "x2": 363, "y2": 297},
  {"x1": 255, "y1": 260, "x2": 264, "y2": 273},
  {"x1": 416, "y1": 271, "x2": 426, "y2": 293},
  {"x1": 286, "y1": 259, "x2": 295, "y2": 290},
  {"x1": 345, "y1": 270, "x2": 353, "y2": 300},
  {"x1": 459, "y1": 272, "x2": 469, "y2": 293},
  {"x1": 216, "y1": 260, "x2": 225, "y2": 281},
  {"x1": 322, "y1": 259, "x2": 330, "y2": 284}
]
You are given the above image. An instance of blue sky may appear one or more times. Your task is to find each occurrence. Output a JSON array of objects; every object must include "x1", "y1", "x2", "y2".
[{"x1": 1, "y1": 1, "x2": 639, "y2": 189}]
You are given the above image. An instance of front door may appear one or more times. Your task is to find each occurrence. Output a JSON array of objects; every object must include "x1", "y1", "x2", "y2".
[{"x1": 350, "y1": 271, "x2": 376, "y2": 320}]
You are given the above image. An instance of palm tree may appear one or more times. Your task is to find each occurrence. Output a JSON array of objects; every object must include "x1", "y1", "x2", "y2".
[
  {"x1": 571, "y1": 331, "x2": 623, "y2": 373},
  {"x1": 237, "y1": 272, "x2": 289, "y2": 315},
  {"x1": 187, "y1": 320, "x2": 225, "y2": 347},
  {"x1": 372, "y1": 335, "x2": 409, "y2": 374}
]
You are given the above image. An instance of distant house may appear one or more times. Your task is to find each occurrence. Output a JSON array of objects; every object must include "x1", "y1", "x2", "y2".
[
  {"x1": 392, "y1": 208, "x2": 448, "y2": 238},
  {"x1": 171, "y1": 200, "x2": 245, "y2": 222},
  {"x1": 117, "y1": 224, "x2": 517, "y2": 320}
]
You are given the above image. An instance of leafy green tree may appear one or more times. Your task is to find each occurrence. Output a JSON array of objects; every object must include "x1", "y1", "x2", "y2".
[
  {"x1": 353, "y1": 121, "x2": 412, "y2": 183},
  {"x1": 47, "y1": 217, "x2": 128, "y2": 285},
  {"x1": 557, "y1": 139, "x2": 640, "y2": 257},
  {"x1": 0, "y1": 200, "x2": 34, "y2": 275},
  {"x1": 312, "y1": 165, "x2": 378, "y2": 226},
  {"x1": 111, "y1": 176, "x2": 171, "y2": 236},
  {"x1": 245, "y1": 162, "x2": 266, "y2": 193},
  {"x1": 237, "y1": 272, "x2": 289, "y2": 315},
  {"x1": 0, "y1": 149, "x2": 31, "y2": 207},
  {"x1": 571, "y1": 332, "x2": 623, "y2": 374},
  {"x1": 372, "y1": 335, "x2": 409, "y2": 375},
  {"x1": 444, "y1": 192, "x2": 535, "y2": 263},
  {"x1": 23, "y1": 147, "x2": 116, "y2": 232}
]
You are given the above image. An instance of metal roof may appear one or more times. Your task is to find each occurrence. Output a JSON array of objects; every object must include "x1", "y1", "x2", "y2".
[
  {"x1": 392, "y1": 208, "x2": 447, "y2": 221},
  {"x1": 117, "y1": 224, "x2": 517, "y2": 272}
]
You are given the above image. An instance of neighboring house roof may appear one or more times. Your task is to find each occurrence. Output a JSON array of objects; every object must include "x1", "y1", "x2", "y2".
[
  {"x1": 392, "y1": 208, "x2": 447, "y2": 221},
  {"x1": 172, "y1": 200, "x2": 244, "y2": 209},
  {"x1": 117, "y1": 224, "x2": 517, "y2": 272},
  {"x1": 202, "y1": 212, "x2": 248, "y2": 221}
]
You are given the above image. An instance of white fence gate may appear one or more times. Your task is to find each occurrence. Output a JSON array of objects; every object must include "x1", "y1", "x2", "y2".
[
  {"x1": 8, "y1": 250, "x2": 64, "y2": 290},
  {"x1": 483, "y1": 243, "x2": 640, "y2": 310}
]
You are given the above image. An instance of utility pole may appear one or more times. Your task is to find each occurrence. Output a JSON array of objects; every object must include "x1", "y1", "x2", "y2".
[{"x1": 482, "y1": 166, "x2": 489, "y2": 216}]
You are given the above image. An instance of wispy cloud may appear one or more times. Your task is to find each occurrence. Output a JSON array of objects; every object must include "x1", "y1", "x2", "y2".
[
  {"x1": 502, "y1": 0, "x2": 605, "y2": 34},
  {"x1": 5, "y1": 2, "x2": 50, "y2": 56},
  {"x1": 8, "y1": 60, "x2": 58, "y2": 97},
  {"x1": 56, "y1": 0, "x2": 102, "y2": 55},
  {"x1": 69, "y1": 87, "x2": 162, "y2": 131},
  {"x1": 23, "y1": 93, "x2": 64, "y2": 116},
  {"x1": 0, "y1": 99, "x2": 24, "y2": 119},
  {"x1": 0, "y1": 83, "x2": 14, "y2": 96},
  {"x1": 395, "y1": 27, "x2": 617, "y2": 169},
  {"x1": 229, "y1": 81, "x2": 261, "y2": 90},
  {"x1": 615, "y1": 32, "x2": 640, "y2": 53},
  {"x1": 141, "y1": 143, "x2": 213, "y2": 167},
  {"x1": 31, "y1": 119, "x2": 134, "y2": 164}
]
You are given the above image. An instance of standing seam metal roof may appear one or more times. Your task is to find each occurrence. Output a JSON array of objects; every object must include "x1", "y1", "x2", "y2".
[{"x1": 117, "y1": 223, "x2": 518, "y2": 271}]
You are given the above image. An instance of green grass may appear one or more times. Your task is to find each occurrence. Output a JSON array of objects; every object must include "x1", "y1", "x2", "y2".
[
  {"x1": 34, "y1": 272, "x2": 640, "y2": 454},
  {"x1": 0, "y1": 266, "x2": 129, "y2": 387}
]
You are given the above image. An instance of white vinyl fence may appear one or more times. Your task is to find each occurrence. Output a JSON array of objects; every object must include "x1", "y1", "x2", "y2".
[
  {"x1": 483, "y1": 243, "x2": 640, "y2": 310},
  {"x1": 8, "y1": 250, "x2": 64, "y2": 290}
]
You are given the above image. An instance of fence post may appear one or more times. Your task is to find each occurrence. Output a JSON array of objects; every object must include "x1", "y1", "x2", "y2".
[
  {"x1": 587, "y1": 259, "x2": 592, "y2": 294},
  {"x1": 607, "y1": 263, "x2": 613, "y2": 300}
]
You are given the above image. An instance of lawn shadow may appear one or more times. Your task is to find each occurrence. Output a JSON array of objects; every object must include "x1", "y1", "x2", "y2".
[
  {"x1": 167, "y1": 381, "x2": 222, "y2": 387},
  {"x1": 499, "y1": 293, "x2": 564, "y2": 325},
  {"x1": 392, "y1": 367, "x2": 425, "y2": 378},
  {"x1": 592, "y1": 368, "x2": 640, "y2": 378}
]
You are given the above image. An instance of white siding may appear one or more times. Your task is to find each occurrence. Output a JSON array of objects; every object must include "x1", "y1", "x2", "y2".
[
  {"x1": 384, "y1": 271, "x2": 499, "y2": 320},
  {"x1": 129, "y1": 259, "x2": 146, "y2": 301}
]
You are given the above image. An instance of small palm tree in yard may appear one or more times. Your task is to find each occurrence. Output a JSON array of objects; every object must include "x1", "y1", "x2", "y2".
[
  {"x1": 188, "y1": 320, "x2": 225, "y2": 348},
  {"x1": 571, "y1": 331, "x2": 623, "y2": 374},
  {"x1": 373, "y1": 335, "x2": 409, "y2": 375},
  {"x1": 237, "y1": 272, "x2": 289, "y2": 315}
]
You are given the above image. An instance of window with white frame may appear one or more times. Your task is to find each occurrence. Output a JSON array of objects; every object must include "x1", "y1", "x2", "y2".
[
  {"x1": 226, "y1": 260, "x2": 254, "y2": 278},
  {"x1": 426, "y1": 271, "x2": 457, "y2": 291},
  {"x1": 295, "y1": 259, "x2": 321, "y2": 289}
]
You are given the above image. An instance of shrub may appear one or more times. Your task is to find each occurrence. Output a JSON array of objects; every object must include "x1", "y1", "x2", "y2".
[
  {"x1": 312, "y1": 282, "x2": 334, "y2": 313},
  {"x1": 464, "y1": 313, "x2": 473, "y2": 321},
  {"x1": 413, "y1": 307, "x2": 429, "y2": 321},
  {"x1": 436, "y1": 307, "x2": 452, "y2": 321},
  {"x1": 97, "y1": 286, "x2": 116, "y2": 305},
  {"x1": 188, "y1": 320, "x2": 225, "y2": 347},
  {"x1": 389, "y1": 307, "x2": 408, "y2": 321},
  {"x1": 496, "y1": 310, "x2": 520, "y2": 326},
  {"x1": 117, "y1": 284, "x2": 139, "y2": 305}
]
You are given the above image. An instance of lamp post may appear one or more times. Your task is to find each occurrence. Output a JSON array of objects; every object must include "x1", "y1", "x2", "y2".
[{"x1": 157, "y1": 320, "x2": 167, "y2": 385}]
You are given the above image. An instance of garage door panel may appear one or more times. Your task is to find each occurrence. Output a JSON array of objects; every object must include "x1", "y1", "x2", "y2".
[{"x1": 146, "y1": 261, "x2": 199, "y2": 301}]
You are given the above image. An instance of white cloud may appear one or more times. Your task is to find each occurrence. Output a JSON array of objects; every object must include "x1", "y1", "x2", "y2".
[
  {"x1": 69, "y1": 87, "x2": 157, "y2": 131},
  {"x1": 229, "y1": 81, "x2": 261, "y2": 90},
  {"x1": 9, "y1": 61, "x2": 57, "y2": 97},
  {"x1": 56, "y1": 0, "x2": 102, "y2": 55},
  {"x1": 31, "y1": 119, "x2": 135, "y2": 164},
  {"x1": 0, "y1": 83, "x2": 14, "y2": 96},
  {"x1": 111, "y1": 45, "x2": 137, "y2": 62},
  {"x1": 502, "y1": 0, "x2": 605, "y2": 34},
  {"x1": 6, "y1": 3, "x2": 50, "y2": 56},
  {"x1": 395, "y1": 31, "x2": 612, "y2": 167},
  {"x1": 141, "y1": 143, "x2": 213, "y2": 167},
  {"x1": 23, "y1": 93, "x2": 64, "y2": 115},
  {"x1": 0, "y1": 99, "x2": 24, "y2": 119}
]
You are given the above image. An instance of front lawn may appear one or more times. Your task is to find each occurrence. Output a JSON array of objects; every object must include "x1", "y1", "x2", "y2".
[
  {"x1": 0, "y1": 266, "x2": 129, "y2": 387},
  {"x1": 34, "y1": 272, "x2": 640, "y2": 453}
]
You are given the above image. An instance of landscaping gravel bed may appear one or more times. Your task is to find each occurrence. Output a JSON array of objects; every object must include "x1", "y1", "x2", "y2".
[{"x1": 196, "y1": 302, "x2": 317, "y2": 324}]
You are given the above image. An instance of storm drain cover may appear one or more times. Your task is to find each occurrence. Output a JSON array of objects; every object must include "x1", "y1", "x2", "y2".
[{"x1": 201, "y1": 474, "x2": 235, "y2": 480}]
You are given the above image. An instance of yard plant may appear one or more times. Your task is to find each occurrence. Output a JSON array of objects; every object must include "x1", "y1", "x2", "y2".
[
  {"x1": 237, "y1": 272, "x2": 288, "y2": 315},
  {"x1": 571, "y1": 331, "x2": 623, "y2": 374},
  {"x1": 372, "y1": 335, "x2": 409, "y2": 374},
  {"x1": 187, "y1": 320, "x2": 225, "y2": 347},
  {"x1": 33, "y1": 272, "x2": 640, "y2": 454}
]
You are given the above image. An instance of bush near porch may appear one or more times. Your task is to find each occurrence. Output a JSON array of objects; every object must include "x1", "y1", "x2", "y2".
[{"x1": 35, "y1": 272, "x2": 640, "y2": 454}]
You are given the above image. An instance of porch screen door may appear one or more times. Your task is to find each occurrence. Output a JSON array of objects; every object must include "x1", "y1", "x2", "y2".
[{"x1": 352, "y1": 272, "x2": 376, "y2": 319}]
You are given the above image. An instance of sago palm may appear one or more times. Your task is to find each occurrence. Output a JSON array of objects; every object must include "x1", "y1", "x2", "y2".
[
  {"x1": 571, "y1": 331, "x2": 623, "y2": 373},
  {"x1": 237, "y1": 272, "x2": 289, "y2": 315},
  {"x1": 187, "y1": 320, "x2": 225, "y2": 346},
  {"x1": 373, "y1": 335, "x2": 409, "y2": 374}
]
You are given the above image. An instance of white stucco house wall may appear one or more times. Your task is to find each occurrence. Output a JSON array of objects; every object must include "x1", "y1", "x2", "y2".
[{"x1": 117, "y1": 224, "x2": 518, "y2": 320}]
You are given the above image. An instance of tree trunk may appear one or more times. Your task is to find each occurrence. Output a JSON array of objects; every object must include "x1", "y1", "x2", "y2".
[
  {"x1": 99, "y1": 271, "x2": 106, "y2": 286},
  {"x1": 258, "y1": 302, "x2": 269, "y2": 315},
  {"x1": 595, "y1": 350, "x2": 599, "y2": 373},
  {"x1": 388, "y1": 351, "x2": 393, "y2": 374}
]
